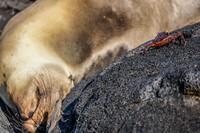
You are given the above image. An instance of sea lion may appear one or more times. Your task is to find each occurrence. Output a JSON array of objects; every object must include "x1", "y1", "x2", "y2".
[{"x1": 0, "y1": 0, "x2": 200, "y2": 132}]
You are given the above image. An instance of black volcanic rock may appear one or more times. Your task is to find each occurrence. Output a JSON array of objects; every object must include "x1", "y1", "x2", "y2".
[
  {"x1": 0, "y1": 0, "x2": 34, "y2": 34},
  {"x1": 0, "y1": 99, "x2": 14, "y2": 133},
  {"x1": 52, "y1": 22, "x2": 200, "y2": 133}
]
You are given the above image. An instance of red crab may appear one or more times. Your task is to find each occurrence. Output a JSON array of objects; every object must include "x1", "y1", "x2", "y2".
[{"x1": 135, "y1": 30, "x2": 186, "y2": 55}]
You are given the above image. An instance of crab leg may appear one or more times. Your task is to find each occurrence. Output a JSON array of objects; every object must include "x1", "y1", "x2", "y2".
[
  {"x1": 135, "y1": 41, "x2": 154, "y2": 55},
  {"x1": 142, "y1": 42, "x2": 154, "y2": 55}
]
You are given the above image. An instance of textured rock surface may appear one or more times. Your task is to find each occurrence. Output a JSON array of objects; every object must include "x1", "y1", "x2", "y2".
[
  {"x1": 52, "y1": 22, "x2": 200, "y2": 133},
  {"x1": 0, "y1": 99, "x2": 14, "y2": 133},
  {"x1": 0, "y1": 0, "x2": 34, "y2": 11},
  {"x1": 0, "y1": 0, "x2": 34, "y2": 34}
]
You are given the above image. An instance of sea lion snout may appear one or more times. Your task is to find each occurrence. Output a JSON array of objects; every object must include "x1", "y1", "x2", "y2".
[{"x1": 7, "y1": 65, "x2": 74, "y2": 132}]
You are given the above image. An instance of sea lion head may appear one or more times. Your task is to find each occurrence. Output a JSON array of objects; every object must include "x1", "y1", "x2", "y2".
[{"x1": 5, "y1": 64, "x2": 74, "y2": 132}]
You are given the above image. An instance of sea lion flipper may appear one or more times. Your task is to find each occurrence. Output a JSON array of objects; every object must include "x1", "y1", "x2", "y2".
[{"x1": 46, "y1": 99, "x2": 62, "y2": 133}]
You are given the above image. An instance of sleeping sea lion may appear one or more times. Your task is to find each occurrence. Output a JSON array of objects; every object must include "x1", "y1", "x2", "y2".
[{"x1": 0, "y1": 0, "x2": 200, "y2": 132}]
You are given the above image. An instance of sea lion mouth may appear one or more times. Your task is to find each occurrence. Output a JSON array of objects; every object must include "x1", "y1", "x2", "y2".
[
  {"x1": 23, "y1": 112, "x2": 48, "y2": 133},
  {"x1": 21, "y1": 69, "x2": 73, "y2": 132},
  {"x1": 7, "y1": 74, "x2": 50, "y2": 132},
  {"x1": 21, "y1": 92, "x2": 49, "y2": 132},
  {"x1": 4, "y1": 96, "x2": 47, "y2": 133},
  {"x1": 19, "y1": 87, "x2": 41, "y2": 122}
]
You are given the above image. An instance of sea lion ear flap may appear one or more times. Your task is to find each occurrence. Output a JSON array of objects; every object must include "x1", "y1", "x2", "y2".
[
  {"x1": 68, "y1": 75, "x2": 74, "y2": 86},
  {"x1": 68, "y1": 75, "x2": 73, "y2": 81}
]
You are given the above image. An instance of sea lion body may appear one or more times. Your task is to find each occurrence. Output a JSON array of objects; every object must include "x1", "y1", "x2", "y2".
[
  {"x1": 0, "y1": 0, "x2": 200, "y2": 132},
  {"x1": 0, "y1": 0, "x2": 132, "y2": 132}
]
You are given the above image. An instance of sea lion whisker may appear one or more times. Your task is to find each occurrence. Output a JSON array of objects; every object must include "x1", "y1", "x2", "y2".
[
  {"x1": 36, "y1": 68, "x2": 50, "y2": 94},
  {"x1": 4, "y1": 106, "x2": 25, "y2": 132},
  {"x1": 11, "y1": 123, "x2": 26, "y2": 133},
  {"x1": 38, "y1": 73, "x2": 47, "y2": 94},
  {"x1": 35, "y1": 76, "x2": 48, "y2": 115},
  {"x1": 3, "y1": 112, "x2": 22, "y2": 126},
  {"x1": 36, "y1": 99, "x2": 49, "y2": 126},
  {"x1": 38, "y1": 108, "x2": 44, "y2": 122},
  {"x1": 11, "y1": 119, "x2": 24, "y2": 129},
  {"x1": 41, "y1": 70, "x2": 55, "y2": 113},
  {"x1": 45, "y1": 72, "x2": 50, "y2": 101},
  {"x1": 5, "y1": 106, "x2": 21, "y2": 124},
  {"x1": 33, "y1": 70, "x2": 47, "y2": 92},
  {"x1": 48, "y1": 74, "x2": 53, "y2": 109},
  {"x1": 33, "y1": 77, "x2": 41, "y2": 88}
]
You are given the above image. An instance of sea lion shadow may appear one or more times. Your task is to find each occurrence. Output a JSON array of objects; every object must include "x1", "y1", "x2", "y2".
[{"x1": 57, "y1": 100, "x2": 77, "y2": 133}]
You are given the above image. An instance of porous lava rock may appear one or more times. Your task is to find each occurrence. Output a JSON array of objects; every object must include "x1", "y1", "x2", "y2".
[{"x1": 53, "y1": 22, "x2": 200, "y2": 133}]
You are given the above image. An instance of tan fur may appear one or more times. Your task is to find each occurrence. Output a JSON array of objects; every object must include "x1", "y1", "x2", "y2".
[{"x1": 0, "y1": 0, "x2": 200, "y2": 132}]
